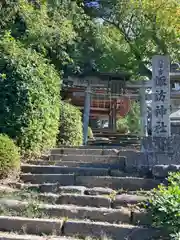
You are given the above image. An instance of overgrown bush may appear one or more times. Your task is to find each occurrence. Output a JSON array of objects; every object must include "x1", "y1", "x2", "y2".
[
  {"x1": 0, "y1": 33, "x2": 61, "y2": 157},
  {"x1": 88, "y1": 126, "x2": 94, "y2": 139},
  {"x1": 145, "y1": 172, "x2": 180, "y2": 239},
  {"x1": 0, "y1": 134, "x2": 20, "y2": 179},
  {"x1": 116, "y1": 101, "x2": 140, "y2": 134},
  {"x1": 116, "y1": 117, "x2": 129, "y2": 133},
  {"x1": 58, "y1": 102, "x2": 83, "y2": 146}
]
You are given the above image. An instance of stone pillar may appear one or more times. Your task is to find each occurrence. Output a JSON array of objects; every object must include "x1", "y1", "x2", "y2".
[
  {"x1": 152, "y1": 55, "x2": 171, "y2": 137},
  {"x1": 140, "y1": 86, "x2": 148, "y2": 137},
  {"x1": 83, "y1": 85, "x2": 91, "y2": 145},
  {"x1": 112, "y1": 100, "x2": 117, "y2": 132}
]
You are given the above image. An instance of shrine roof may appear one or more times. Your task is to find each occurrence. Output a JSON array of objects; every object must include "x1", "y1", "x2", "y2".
[{"x1": 66, "y1": 71, "x2": 131, "y2": 81}]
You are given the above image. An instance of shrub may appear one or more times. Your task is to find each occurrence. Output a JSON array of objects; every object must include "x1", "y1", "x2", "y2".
[
  {"x1": 145, "y1": 172, "x2": 180, "y2": 239},
  {"x1": 88, "y1": 126, "x2": 94, "y2": 139},
  {"x1": 116, "y1": 117, "x2": 129, "y2": 133},
  {"x1": 0, "y1": 134, "x2": 20, "y2": 179},
  {"x1": 58, "y1": 102, "x2": 83, "y2": 146},
  {"x1": 116, "y1": 101, "x2": 140, "y2": 134},
  {"x1": 0, "y1": 33, "x2": 61, "y2": 157}
]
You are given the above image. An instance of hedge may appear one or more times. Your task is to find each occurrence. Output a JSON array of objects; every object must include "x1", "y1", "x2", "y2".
[
  {"x1": 0, "y1": 134, "x2": 20, "y2": 179},
  {"x1": 58, "y1": 102, "x2": 83, "y2": 146},
  {"x1": 0, "y1": 33, "x2": 61, "y2": 157}
]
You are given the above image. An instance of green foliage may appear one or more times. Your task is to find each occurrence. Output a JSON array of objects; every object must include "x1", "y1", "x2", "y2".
[
  {"x1": 116, "y1": 118, "x2": 129, "y2": 134},
  {"x1": 88, "y1": 126, "x2": 94, "y2": 139},
  {"x1": 0, "y1": 134, "x2": 20, "y2": 179},
  {"x1": 0, "y1": 33, "x2": 61, "y2": 157},
  {"x1": 146, "y1": 172, "x2": 180, "y2": 239},
  {"x1": 116, "y1": 101, "x2": 140, "y2": 134},
  {"x1": 58, "y1": 102, "x2": 83, "y2": 146}
]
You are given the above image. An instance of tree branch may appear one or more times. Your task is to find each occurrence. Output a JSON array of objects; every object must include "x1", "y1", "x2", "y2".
[{"x1": 103, "y1": 18, "x2": 152, "y2": 79}]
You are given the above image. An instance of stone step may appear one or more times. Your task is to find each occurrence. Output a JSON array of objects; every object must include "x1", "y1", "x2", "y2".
[
  {"x1": 25, "y1": 163, "x2": 180, "y2": 179},
  {"x1": 0, "y1": 199, "x2": 133, "y2": 224},
  {"x1": 0, "y1": 216, "x2": 162, "y2": 240},
  {"x1": 6, "y1": 183, "x2": 148, "y2": 206},
  {"x1": 0, "y1": 216, "x2": 63, "y2": 236},
  {"x1": 26, "y1": 161, "x2": 125, "y2": 170},
  {"x1": 20, "y1": 173, "x2": 75, "y2": 184},
  {"x1": 50, "y1": 154, "x2": 125, "y2": 164},
  {"x1": 63, "y1": 220, "x2": 161, "y2": 240},
  {"x1": 0, "y1": 232, "x2": 77, "y2": 240},
  {"x1": 21, "y1": 164, "x2": 142, "y2": 177},
  {"x1": 75, "y1": 176, "x2": 160, "y2": 191},
  {"x1": 3, "y1": 191, "x2": 147, "y2": 208},
  {"x1": 8, "y1": 183, "x2": 115, "y2": 195},
  {"x1": 20, "y1": 174, "x2": 160, "y2": 190},
  {"x1": 21, "y1": 165, "x2": 110, "y2": 176},
  {"x1": 51, "y1": 148, "x2": 119, "y2": 156}
]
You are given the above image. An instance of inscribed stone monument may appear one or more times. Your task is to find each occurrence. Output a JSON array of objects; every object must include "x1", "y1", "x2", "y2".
[{"x1": 152, "y1": 55, "x2": 171, "y2": 137}]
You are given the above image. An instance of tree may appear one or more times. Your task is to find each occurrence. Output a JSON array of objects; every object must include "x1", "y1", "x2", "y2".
[{"x1": 82, "y1": 0, "x2": 180, "y2": 79}]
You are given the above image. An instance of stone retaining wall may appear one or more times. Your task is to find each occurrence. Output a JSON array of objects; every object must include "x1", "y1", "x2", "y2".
[{"x1": 142, "y1": 136, "x2": 180, "y2": 165}]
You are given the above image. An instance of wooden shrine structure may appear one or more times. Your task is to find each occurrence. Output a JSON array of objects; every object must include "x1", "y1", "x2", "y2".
[{"x1": 62, "y1": 64, "x2": 180, "y2": 144}]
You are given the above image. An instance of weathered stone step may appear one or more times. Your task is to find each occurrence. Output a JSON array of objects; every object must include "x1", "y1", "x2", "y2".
[
  {"x1": 21, "y1": 165, "x2": 110, "y2": 176},
  {"x1": 0, "y1": 216, "x2": 162, "y2": 240},
  {"x1": 0, "y1": 216, "x2": 63, "y2": 235},
  {"x1": 9, "y1": 183, "x2": 115, "y2": 195},
  {"x1": 0, "y1": 232, "x2": 77, "y2": 240},
  {"x1": 3, "y1": 191, "x2": 147, "y2": 208},
  {"x1": 75, "y1": 176, "x2": 160, "y2": 191},
  {"x1": 20, "y1": 174, "x2": 160, "y2": 190},
  {"x1": 21, "y1": 164, "x2": 142, "y2": 177},
  {"x1": 20, "y1": 174, "x2": 75, "y2": 184},
  {"x1": 26, "y1": 161, "x2": 124, "y2": 170},
  {"x1": 50, "y1": 154, "x2": 125, "y2": 164},
  {"x1": 51, "y1": 148, "x2": 119, "y2": 156},
  {"x1": 62, "y1": 220, "x2": 161, "y2": 240},
  {"x1": 0, "y1": 199, "x2": 133, "y2": 224}
]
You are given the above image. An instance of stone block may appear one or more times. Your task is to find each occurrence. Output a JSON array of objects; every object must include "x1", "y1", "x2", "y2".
[
  {"x1": 50, "y1": 154, "x2": 124, "y2": 166},
  {"x1": 132, "y1": 210, "x2": 153, "y2": 226},
  {"x1": 0, "y1": 216, "x2": 63, "y2": 235},
  {"x1": 0, "y1": 232, "x2": 77, "y2": 240},
  {"x1": 21, "y1": 165, "x2": 109, "y2": 176},
  {"x1": 0, "y1": 199, "x2": 130, "y2": 224},
  {"x1": 20, "y1": 174, "x2": 75, "y2": 185},
  {"x1": 51, "y1": 148, "x2": 119, "y2": 156},
  {"x1": 56, "y1": 194, "x2": 111, "y2": 208},
  {"x1": 75, "y1": 176, "x2": 160, "y2": 191},
  {"x1": 63, "y1": 220, "x2": 162, "y2": 240},
  {"x1": 84, "y1": 187, "x2": 114, "y2": 196},
  {"x1": 112, "y1": 194, "x2": 147, "y2": 208},
  {"x1": 152, "y1": 165, "x2": 180, "y2": 178},
  {"x1": 124, "y1": 152, "x2": 148, "y2": 173},
  {"x1": 26, "y1": 161, "x2": 125, "y2": 170}
]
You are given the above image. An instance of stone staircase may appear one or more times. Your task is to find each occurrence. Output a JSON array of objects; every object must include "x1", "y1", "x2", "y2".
[{"x1": 0, "y1": 147, "x2": 179, "y2": 240}]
